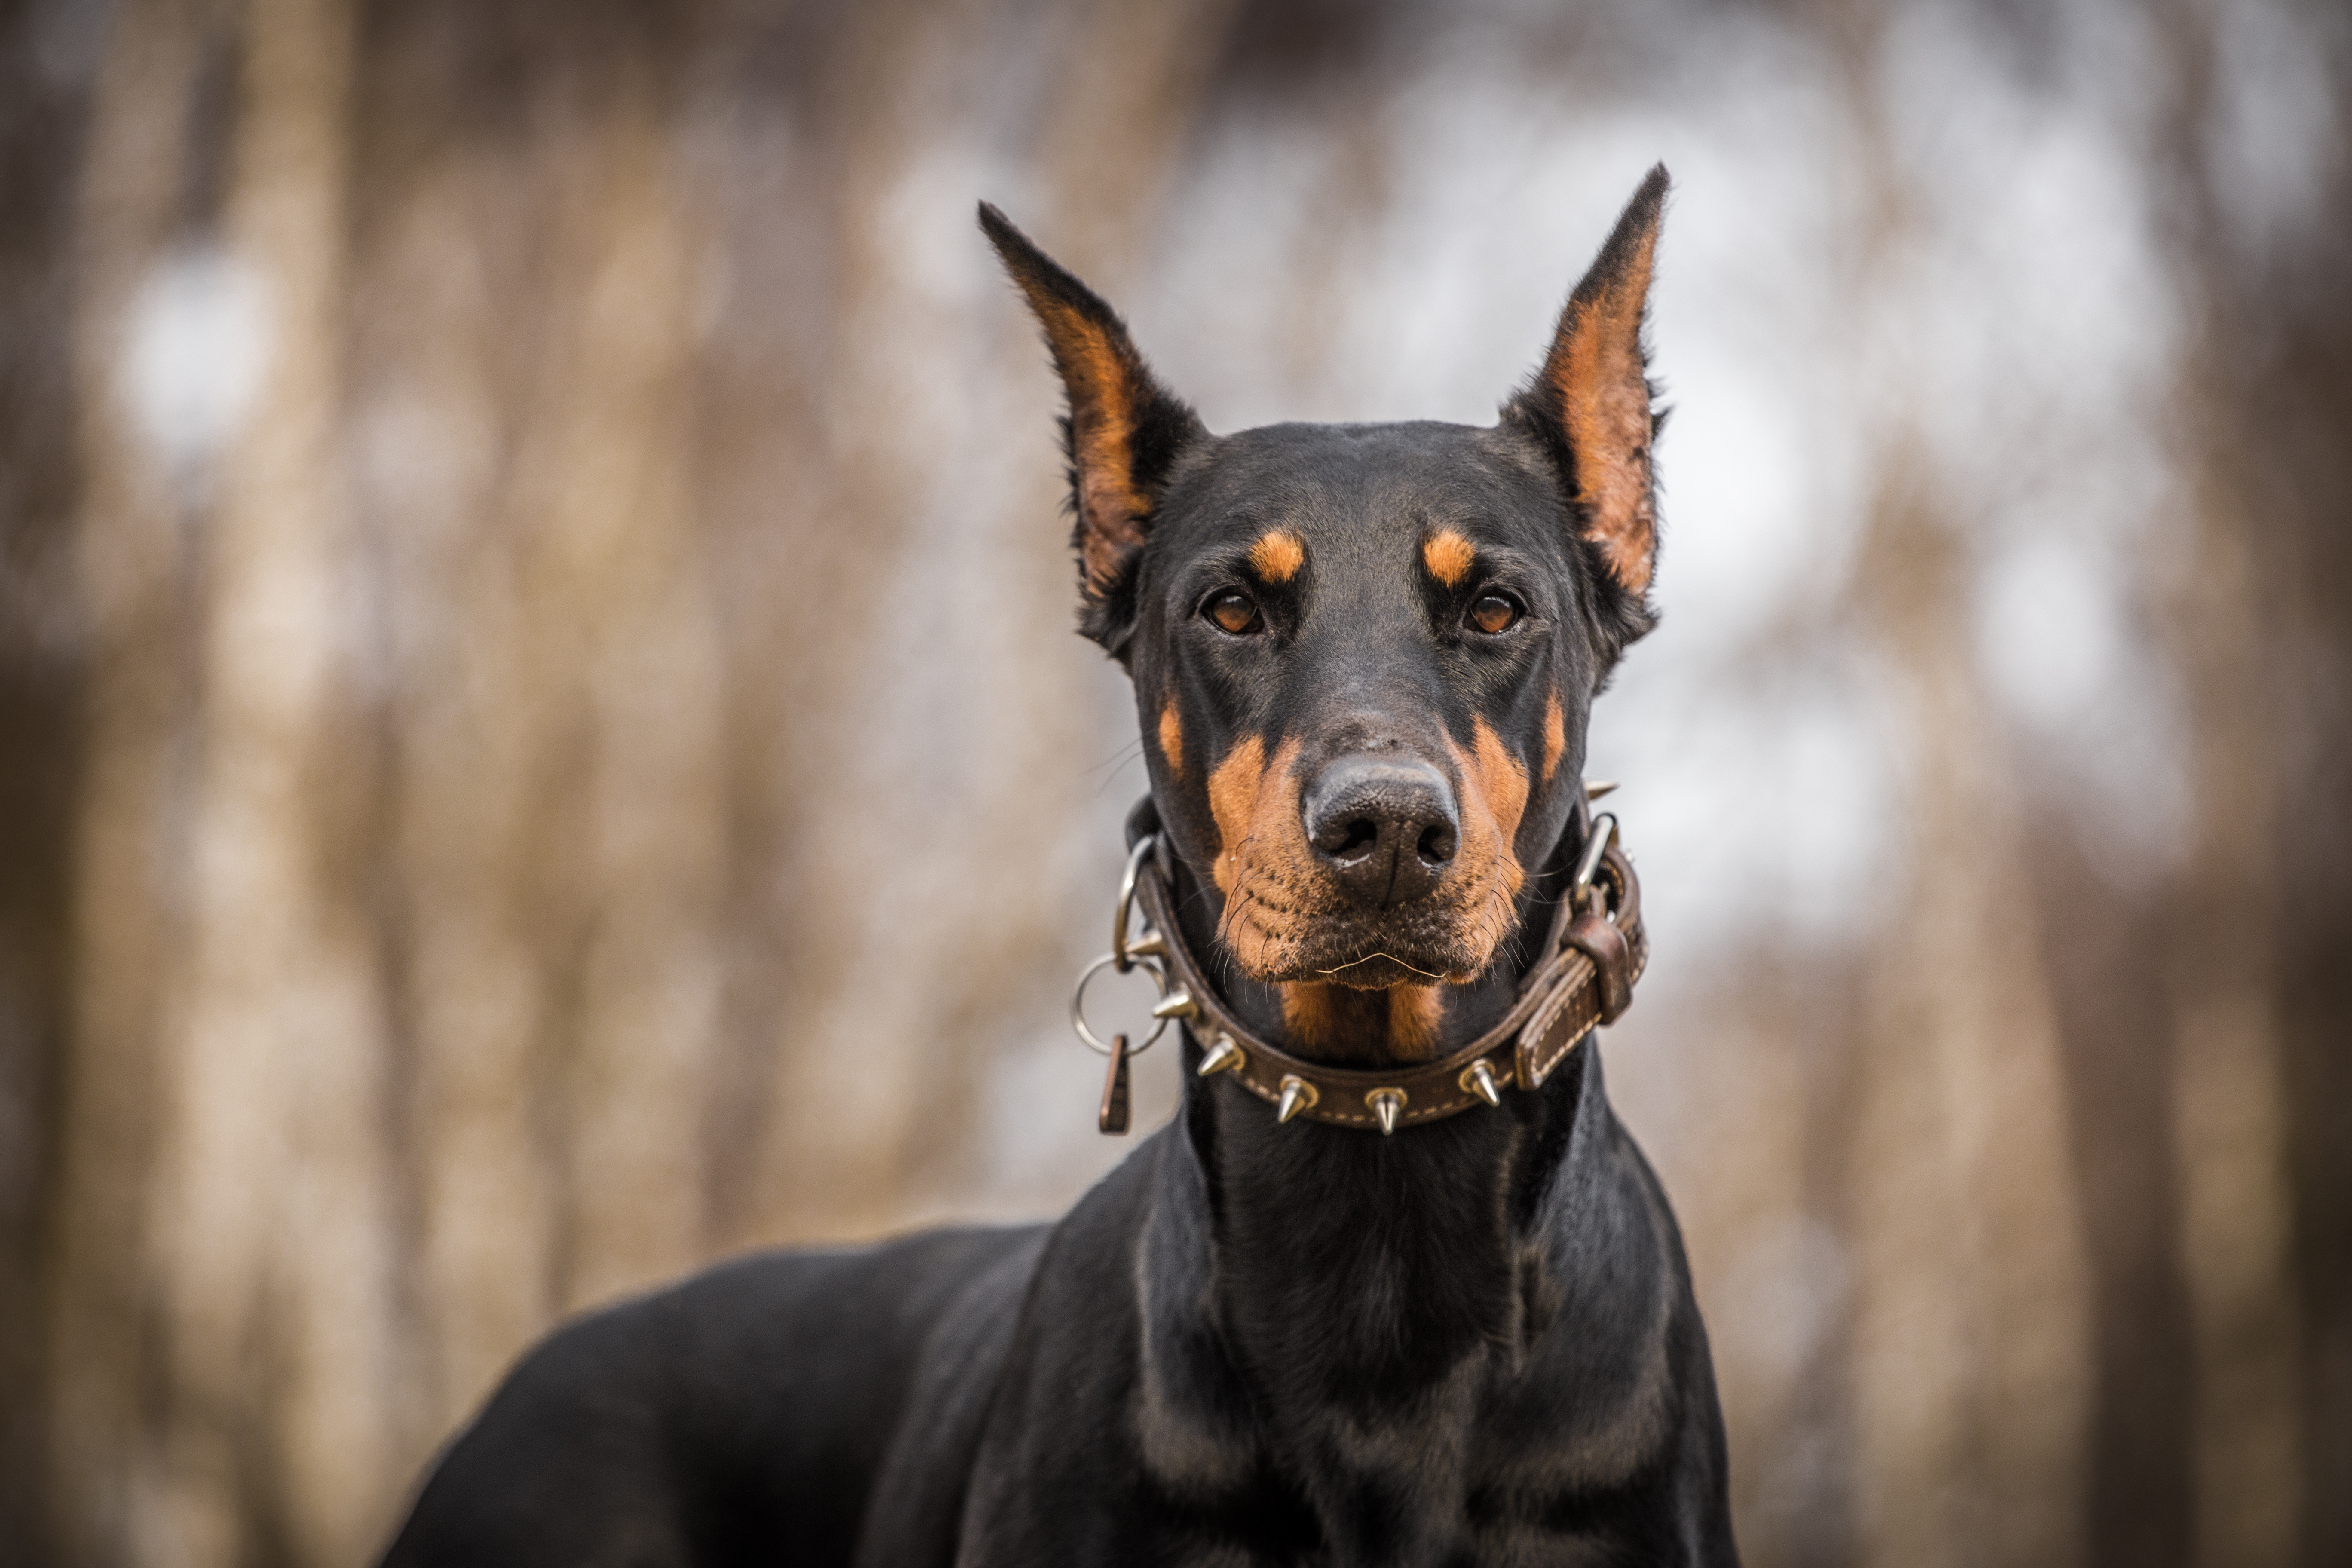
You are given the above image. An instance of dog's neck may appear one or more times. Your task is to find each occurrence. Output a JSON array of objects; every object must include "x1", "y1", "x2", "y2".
[
  {"x1": 1174, "y1": 1026, "x2": 1589, "y2": 1344},
  {"x1": 1156, "y1": 836, "x2": 1596, "y2": 1406},
  {"x1": 1152, "y1": 970, "x2": 1602, "y2": 1551},
  {"x1": 1133, "y1": 818, "x2": 1649, "y2": 1552}
]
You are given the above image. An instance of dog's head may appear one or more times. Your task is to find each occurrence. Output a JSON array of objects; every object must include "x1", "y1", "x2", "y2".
[{"x1": 984, "y1": 172, "x2": 1666, "y2": 1060}]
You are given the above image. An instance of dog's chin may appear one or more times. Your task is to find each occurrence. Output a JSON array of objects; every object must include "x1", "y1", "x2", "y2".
[{"x1": 1239, "y1": 912, "x2": 1501, "y2": 990}]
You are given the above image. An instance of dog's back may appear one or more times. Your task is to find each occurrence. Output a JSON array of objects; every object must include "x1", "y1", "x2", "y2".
[{"x1": 380, "y1": 1225, "x2": 1044, "y2": 1568}]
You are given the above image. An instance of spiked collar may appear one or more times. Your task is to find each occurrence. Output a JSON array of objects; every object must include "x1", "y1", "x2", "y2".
[{"x1": 1124, "y1": 801, "x2": 1647, "y2": 1134}]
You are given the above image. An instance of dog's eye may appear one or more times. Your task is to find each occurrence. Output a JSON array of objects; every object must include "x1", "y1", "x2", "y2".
[
  {"x1": 1467, "y1": 594, "x2": 1522, "y2": 635},
  {"x1": 1205, "y1": 591, "x2": 1262, "y2": 636}
]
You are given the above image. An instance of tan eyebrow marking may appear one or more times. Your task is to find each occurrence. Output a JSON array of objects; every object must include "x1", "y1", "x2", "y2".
[
  {"x1": 1249, "y1": 530, "x2": 1305, "y2": 584},
  {"x1": 1540, "y1": 689, "x2": 1566, "y2": 786},
  {"x1": 1157, "y1": 697, "x2": 1184, "y2": 781},
  {"x1": 1422, "y1": 528, "x2": 1476, "y2": 587}
]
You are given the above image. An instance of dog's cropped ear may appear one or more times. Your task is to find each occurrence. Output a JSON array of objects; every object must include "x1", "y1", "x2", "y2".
[
  {"x1": 980, "y1": 203, "x2": 1206, "y2": 653},
  {"x1": 1507, "y1": 166, "x2": 1668, "y2": 635}
]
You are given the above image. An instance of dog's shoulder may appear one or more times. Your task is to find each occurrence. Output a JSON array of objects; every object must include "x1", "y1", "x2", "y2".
[
  {"x1": 948, "y1": 1125, "x2": 1209, "y2": 1563},
  {"x1": 383, "y1": 1224, "x2": 1047, "y2": 1568},
  {"x1": 1493, "y1": 1050, "x2": 1737, "y2": 1559}
]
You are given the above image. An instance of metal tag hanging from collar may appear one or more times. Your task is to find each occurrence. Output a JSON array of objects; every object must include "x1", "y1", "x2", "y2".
[
  {"x1": 1069, "y1": 836, "x2": 1190, "y2": 1136},
  {"x1": 1098, "y1": 1033, "x2": 1132, "y2": 1135}
]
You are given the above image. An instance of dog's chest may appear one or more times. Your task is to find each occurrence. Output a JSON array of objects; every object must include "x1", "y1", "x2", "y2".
[{"x1": 1132, "y1": 1328, "x2": 1678, "y2": 1566}]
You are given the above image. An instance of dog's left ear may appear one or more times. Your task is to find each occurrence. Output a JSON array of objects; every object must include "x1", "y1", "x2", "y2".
[
  {"x1": 980, "y1": 203, "x2": 1206, "y2": 655},
  {"x1": 1507, "y1": 166, "x2": 1669, "y2": 634}
]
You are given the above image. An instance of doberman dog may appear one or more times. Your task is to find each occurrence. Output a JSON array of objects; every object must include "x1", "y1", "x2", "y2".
[{"x1": 381, "y1": 166, "x2": 1738, "y2": 1567}]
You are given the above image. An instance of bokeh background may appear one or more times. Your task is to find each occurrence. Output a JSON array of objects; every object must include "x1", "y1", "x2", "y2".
[{"x1": 1, "y1": 0, "x2": 2347, "y2": 1563}]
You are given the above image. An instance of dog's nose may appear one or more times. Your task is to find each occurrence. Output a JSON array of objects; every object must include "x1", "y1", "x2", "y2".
[{"x1": 1303, "y1": 756, "x2": 1459, "y2": 906}]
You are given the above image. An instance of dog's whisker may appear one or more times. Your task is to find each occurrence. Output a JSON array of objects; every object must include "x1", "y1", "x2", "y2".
[
  {"x1": 1080, "y1": 737, "x2": 1146, "y2": 778},
  {"x1": 1316, "y1": 951, "x2": 1449, "y2": 982}
]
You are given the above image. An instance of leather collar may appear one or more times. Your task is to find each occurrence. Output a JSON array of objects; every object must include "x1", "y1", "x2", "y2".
[{"x1": 1131, "y1": 814, "x2": 1647, "y2": 1133}]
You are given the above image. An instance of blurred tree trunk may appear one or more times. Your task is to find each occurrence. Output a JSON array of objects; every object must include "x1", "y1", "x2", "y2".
[
  {"x1": 1843, "y1": 452, "x2": 2093, "y2": 1568},
  {"x1": 2145, "y1": 4, "x2": 2352, "y2": 1562},
  {"x1": 1825, "y1": 13, "x2": 2096, "y2": 1560},
  {"x1": 0, "y1": 0, "x2": 95, "y2": 1560},
  {"x1": 48, "y1": 2, "x2": 230, "y2": 1560},
  {"x1": 45, "y1": 0, "x2": 410, "y2": 1560},
  {"x1": 144, "y1": 0, "x2": 400, "y2": 1561},
  {"x1": 2143, "y1": 4, "x2": 2352, "y2": 1565}
]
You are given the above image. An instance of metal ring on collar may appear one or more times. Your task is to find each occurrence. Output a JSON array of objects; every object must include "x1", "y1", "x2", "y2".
[
  {"x1": 1071, "y1": 951, "x2": 1172, "y2": 1057},
  {"x1": 1112, "y1": 834, "x2": 1160, "y2": 971},
  {"x1": 1571, "y1": 812, "x2": 1621, "y2": 915}
]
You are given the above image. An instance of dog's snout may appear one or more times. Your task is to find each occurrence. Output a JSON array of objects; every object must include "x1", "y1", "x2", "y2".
[{"x1": 1303, "y1": 756, "x2": 1459, "y2": 906}]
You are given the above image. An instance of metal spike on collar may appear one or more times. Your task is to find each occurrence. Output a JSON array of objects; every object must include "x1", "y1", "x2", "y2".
[
  {"x1": 1583, "y1": 779, "x2": 1619, "y2": 801},
  {"x1": 1196, "y1": 1033, "x2": 1245, "y2": 1078},
  {"x1": 1275, "y1": 1074, "x2": 1318, "y2": 1124},
  {"x1": 1366, "y1": 1088, "x2": 1405, "y2": 1135},
  {"x1": 1150, "y1": 989, "x2": 1198, "y2": 1020},
  {"x1": 1459, "y1": 1058, "x2": 1506, "y2": 1108}
]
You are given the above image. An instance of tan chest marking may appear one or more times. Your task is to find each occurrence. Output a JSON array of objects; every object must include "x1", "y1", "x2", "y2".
[
  {"x1": 1386, "y1": 983, "x2": 1446, "y2": 1058},
  {"x1": 1279, "y1": 981, "x2": 1447, "y2": 1065}
]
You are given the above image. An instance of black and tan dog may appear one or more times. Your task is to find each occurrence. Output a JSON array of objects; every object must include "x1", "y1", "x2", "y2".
[{"x1": 382, "y1": 167, "x2": 1737, "y2": 1567}]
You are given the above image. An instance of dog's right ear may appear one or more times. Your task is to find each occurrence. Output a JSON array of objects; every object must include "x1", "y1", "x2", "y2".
[{"x1": 981, "y1": 203, "x2": 1206, "y2": 655}]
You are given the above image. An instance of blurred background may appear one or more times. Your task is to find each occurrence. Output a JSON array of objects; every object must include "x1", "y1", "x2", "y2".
[{"x1": 1, "y1": 0, "x2": 2346, "y2": 1563}]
